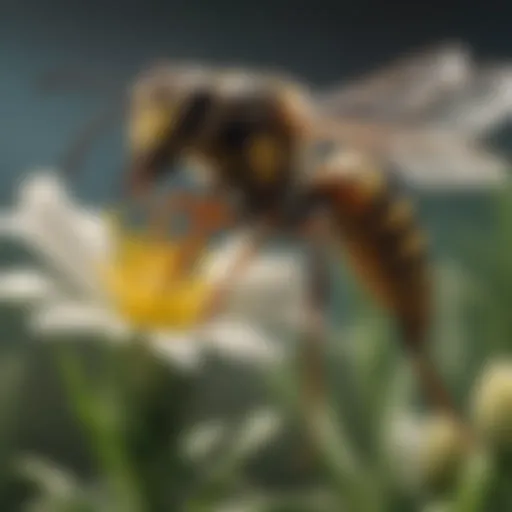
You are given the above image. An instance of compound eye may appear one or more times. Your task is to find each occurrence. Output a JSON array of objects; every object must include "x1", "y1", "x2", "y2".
[{"x1": 129, "y1": 104, "x2": 175, "y2": 155}]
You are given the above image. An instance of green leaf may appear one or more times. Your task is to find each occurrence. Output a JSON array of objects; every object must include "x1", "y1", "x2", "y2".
[
  {"x1": 452, "y1": 450, "x2": 495, "y2": 512},
  {"x1": 54, "y1": 345, "x2": 145, "y2": 512}
]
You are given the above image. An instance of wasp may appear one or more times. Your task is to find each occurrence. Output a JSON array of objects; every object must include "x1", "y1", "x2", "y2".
[
  {"x1": 123, "y1": 63, "x2": 457, "y2": 416},
  {"x1": 43, "y1": 43, "x2": 511, "y2": 429}
]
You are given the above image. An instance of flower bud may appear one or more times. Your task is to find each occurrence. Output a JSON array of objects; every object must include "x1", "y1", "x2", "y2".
[
  {"x1": 386, "y1": 413, "x2": 467, "y2": 494},
  {"x1": 472, "y1": 360, "x2": 512, "y2": 451},
  {"x1": 419, "y1": 414, "x2": 467, "y2": 492}
]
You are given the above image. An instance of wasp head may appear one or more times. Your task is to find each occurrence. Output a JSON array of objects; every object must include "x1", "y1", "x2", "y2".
[{"x1": 127, "y1": 63, "x2": 214, "y2": 200}]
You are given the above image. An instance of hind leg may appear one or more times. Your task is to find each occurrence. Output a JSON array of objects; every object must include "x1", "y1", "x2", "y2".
[
  {"x1": 298, "y1": 213, "x2": 331, "y2": 409},
  {"x1": 303, "y1": 156, "x2": 469, "y2": 436}
]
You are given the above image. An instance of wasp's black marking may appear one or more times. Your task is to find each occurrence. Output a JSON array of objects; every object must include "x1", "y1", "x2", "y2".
[
  {"x1": 173, "y1": 89, "x2": 216, "y2": 142},
  {"x1": 213, "y1": 94, "x2": 277, "y2": 151}
]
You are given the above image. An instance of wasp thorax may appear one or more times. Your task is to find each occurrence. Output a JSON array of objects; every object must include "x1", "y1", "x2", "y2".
[{"x1": 129, "y1": 64, "x2": 217, "y2": 156}]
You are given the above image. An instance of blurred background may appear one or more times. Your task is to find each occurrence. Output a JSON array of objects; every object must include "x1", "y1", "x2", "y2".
[{"x1": 1, "y1": 0, "x2": 512, "y2": 510}]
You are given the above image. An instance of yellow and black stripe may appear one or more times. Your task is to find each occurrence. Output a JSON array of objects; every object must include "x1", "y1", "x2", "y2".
[
  {"x1": 306, "y1": 151, "x2": 465, "y2": 418},
  {"x1": 310, "y1": 152, "x2": 430, "y2": 347}
]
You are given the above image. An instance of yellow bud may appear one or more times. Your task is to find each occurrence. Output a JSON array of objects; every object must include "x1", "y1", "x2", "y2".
[
  {"x1": 472, "y1": 360, "x2": 512, "y2": 451},
  {"x1": 98, "y1": 214, "x2": 211, "y2": 329},
  {"x1": 419, "y1": 414, "x2": 467, "y2": 492}
]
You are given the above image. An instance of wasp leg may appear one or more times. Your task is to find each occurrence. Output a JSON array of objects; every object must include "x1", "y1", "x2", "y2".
[
  {"x1": 293, "y1": 213, "x2": 332, "y2": 469},
  {"x1": 298, "y1": 214, "x2": 331, "y2": 407},
  {"x1": 148, "y1": 190, "x2": 236, "y2": 290},
  {"x1": 172, "y1": 196, "x2": 236, "y2": 277},
  {"x1": 148, "y1": 189, "x2": 203, "y2": 241}
]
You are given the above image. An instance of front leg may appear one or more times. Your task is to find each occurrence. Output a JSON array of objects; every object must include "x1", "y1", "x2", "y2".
[
  {"x1": 148, "y1": 189, "x2": 231, "y2": 240},
  {"x1": 147, "y1": 187, "x2": 235, "y2": 288},
  {"x1": 170, "y1": 195, "x2": 236, "y2": 277}
]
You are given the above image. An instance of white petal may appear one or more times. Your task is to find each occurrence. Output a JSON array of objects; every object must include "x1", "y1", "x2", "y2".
[
  {"x1": 30, "y1": 301, "x2": 129, "y2": 339},
  {"x1": 204, "y1": 238, "x2": 307, "y2": 332},
  {"x1": 66, "y1": 207, "x2": 111, "y2": 260},
  {"x1": 235, "y1": 255, "x2": 307, "y2": 297},
  {"x1": 31, "y1": 300, "x2": 204, "y2": 373},
  {"x1": 0, "y1": 269, "x2": 56, "y2": 303},
  {"x1": 204, "y1": 233, "x2": 306, "y2": 287},
  {"x1": 18, "y1": 169, "x2": 110, "y2": 258},
  {"x1": 384, "y1": 413, "x2": 426, "y2": 490},
  {"x1": 18, "y1": 169, "x2": 71, "y2": 207},
  {"x1": 202, "y1": 232, "x2": 249, "y2": 282},
  {"x1": 180, "y1": 419, "x2": 227, "y2": 461},
  {"x1": 16, "y1": 455, "x2": 79, "y2": 498},
  {"x1": 15, "y1": 172, "x2": 106, "y2": 298},
  {"x1": 204, "y1": 320, "x2": 283, "y2": 364},
  {"x1": 148, "y1": 331, "x2": 203, "y2": 371},
  {"x1": 233, "y1": 407, "x2": 284, "y2": 457},
  {"x1": 229, "y1": 260, "x2": 306, "y2": 328}
]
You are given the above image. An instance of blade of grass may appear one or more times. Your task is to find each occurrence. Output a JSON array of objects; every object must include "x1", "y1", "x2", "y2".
[
  {"x1": 451, "y1": 450, "x2": 495, "y2": 512},
  {"x1": 267, "y1": 355, "x2": 383, "y2": 512},
  {"x1": 55, "y1": 343, "x2": 145, "y2": 512}
]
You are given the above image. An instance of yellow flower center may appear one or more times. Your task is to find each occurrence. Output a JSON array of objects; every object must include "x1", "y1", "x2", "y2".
[{"x1": 98, "y1": 213, "x2": 213, "y2": 330}]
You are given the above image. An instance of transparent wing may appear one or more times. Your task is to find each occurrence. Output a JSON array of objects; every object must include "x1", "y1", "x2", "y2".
[
  {"x1": 388, "y1": 132, "x2": 509, "y2": 190},
  {"x1": 316, "y1": 41, "x2": 472, "y2": 122},
  {"x1": 425, "y1": 63, "x2": 512, "y2": 137},
  {"x1": 314, "y1": 42, "x2": 512, "y2": 189},
  {"x1": 310, "y1": 123, "x2": 509, "y2": 191}
]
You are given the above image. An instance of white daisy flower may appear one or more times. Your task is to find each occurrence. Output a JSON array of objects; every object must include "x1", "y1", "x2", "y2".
[{"x1": 0, "y1": 170, "x2": 308, "y2": 372}]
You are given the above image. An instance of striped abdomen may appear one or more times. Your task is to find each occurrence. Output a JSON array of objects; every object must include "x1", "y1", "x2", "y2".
[{"x1": 311, "y1": 152, "x2": 431, "y2": 348}]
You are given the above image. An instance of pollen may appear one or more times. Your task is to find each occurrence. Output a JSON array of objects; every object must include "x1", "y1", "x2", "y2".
[{"x1": 98, "y1": 214, "x2": 211, "y2": 330}]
